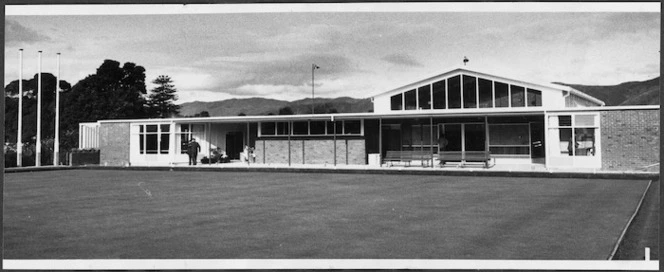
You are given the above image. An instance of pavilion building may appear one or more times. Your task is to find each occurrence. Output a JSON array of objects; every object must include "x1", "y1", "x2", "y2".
[{"x1": 79, "y1": 67, "x2": 659, "y2": 171}]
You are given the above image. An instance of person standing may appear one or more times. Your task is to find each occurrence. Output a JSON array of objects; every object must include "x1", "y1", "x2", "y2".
[{"x1": 188, "y1": 138, "x2": 201, "y2": 165}]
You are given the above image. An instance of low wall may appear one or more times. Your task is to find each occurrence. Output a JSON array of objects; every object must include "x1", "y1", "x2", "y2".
[
  {"x1": 601, "y1": 108, "x2": 659, "y2": 171},
  {"x1": 254, "y1": 138, "x2": 366, "y2": 165}
]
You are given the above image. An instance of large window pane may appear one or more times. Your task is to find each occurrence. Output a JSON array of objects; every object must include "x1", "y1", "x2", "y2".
[
  {"x1": 293, "y1": 121, "x2": 308, "y2": 135},
  {"x1": 527, "y1": 88, "x2": 542, "y2": 107},
  {"x1": 160, "y1": 124, "x2": 170, "y2": 133},
  {"x1": 442, "y1": 124, "x2": 462, "y2": 151},
  {"x1": 418, "y1": 85, "x2": 431, "y2": 110},
  {"x1": 574, "y1": 128, "x2": 595, "y2": 156},
  {"x1": 146, "y1": 134, "x2": 158, "y2": 154},
  {"x1": 560, "y1": 128, "x2": 573, "y2": 155},
  {"x1": 160, "y1": 133, "x2": 169, "y2": 154},
  {"x1": 478, "y1": 78, "x2": 493, "y2": 108},
  {"x1": 448, "y1": 76, "x2": 461, "y2": 109},
  {"x1": 432, "y1": 80, "x2": 446, "y2": 109},
  {"x1": 575, "y1": 115, "x2": 596, "y2": 127},
  {"x1": 344, "y1": 120, "x2": 361, "y2": 134},
  {"x1": 511, "y1": 85, "x2": 525, "y2": 107},
  {"x1": 464, "y1": 124, "x2": 485, "y2": 151},
  {"x1": 391, "y1": 94, "x2": 403, "y2": 111},
  {"x1": 404, "y1": 89, "x2": 417, "y2": 110},
  {"x1": 490, "y1": 146, "x2": 529, "y2": 155},
  {"x1": 310, "y1": 121, "x2": 326, "y2": 135},
  {"x1": 140, "y1": 133, "x2": 145, "y2": 154},
  {"x1": 495, "y1": 82, "x2": 509, "y2": 107},
  {"x1": 489, "y1": 124, "x2": 530, "y2": 145},
  {"x1": 463, "y1": 75, "x2": 477, "y2": 108},
  {"x1": 261, "y1": 122, "x2": 276, "y2": 135}
]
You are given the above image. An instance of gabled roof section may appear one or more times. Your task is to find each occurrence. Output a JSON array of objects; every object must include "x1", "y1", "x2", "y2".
[{"x1": 371, "y1": 67, "x2": 605, "y2": 106}]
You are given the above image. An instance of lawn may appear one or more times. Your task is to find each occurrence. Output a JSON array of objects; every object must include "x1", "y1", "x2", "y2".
[{"x1": 3, "y1": 169, "x2": 652, "y2": 260}]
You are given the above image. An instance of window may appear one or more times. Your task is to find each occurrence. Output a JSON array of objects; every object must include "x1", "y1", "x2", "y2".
[
  {"x1": 478, "y1": 78, "x2": 493, "y2": 108},
  {"x1": 432, "y1": 80, "x2": 446, "y2": 109},
  {"x1": 391, "y1": 93, "x2": 403, "y2": 111},
  {"x1": 260, "y1": 120, "x2": 363, "y2": 136},
  {"x1": 495, "y1": 81, "x2": 509, "y2": 107},
  {"x1": 160, "y1": 124, "x2": 170, "y2": 153},
  {"x1": 261, "y1": 122, "x2": 276, "y2": 136},
  {"x1": 511, "y1": 85, "x2": 525, "y2": 107},
  {"x1": 448, "y1": 75, "x2": 461, "y2": 109},
  {"x1": 442, "y1": 124, "x2": 462, "y2": 151},
  {"x1": 464, "y1": 124, "x2": 486, "y2": 151},
  {"x1": 463, "y1": 75, "x2": 477, "y2": 108},
  {"x1": 548, "y1": 114, "x2": 598, "y2": 157},
  {"x1": 293, "y1": 121, "x2": 308, "y2": 135},
  {"x1": 404, "y1": 89, "x2": 417, "y2": 110},
  {"x1": 489, "y1": 124, "x2": 530, "y2": 155},
  {"x1": 310, "y1": 121, "x2": 326, "y2": 135},
  {"x1": 418, "y1": 85, "x2": 431, "y2": 110},
  {"x1": 344, "y1": 120, "x2": 361, "y2": 134},
  {"x1": 527, "y1": 88, "x2": 542, "y2": 107},
  {"x1": 138, "y1": 124, "x2": 170, "y2": 155}
]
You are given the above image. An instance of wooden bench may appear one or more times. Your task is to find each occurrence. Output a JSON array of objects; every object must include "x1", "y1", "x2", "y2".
[
  {"x1": 384, "y1": 150, "x2": 434, "y2": 167},
  {"x1": 438, "y1": 151, "x2": 493, "y2": 168}
]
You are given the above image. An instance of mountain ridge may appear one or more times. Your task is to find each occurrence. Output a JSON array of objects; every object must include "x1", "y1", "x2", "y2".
[{"x1": 180, "y1": 77, "x2": 659, "y2": 116}]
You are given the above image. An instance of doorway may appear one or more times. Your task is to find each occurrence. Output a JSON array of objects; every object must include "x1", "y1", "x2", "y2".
[
  {"x1": 530, "y1": 122, "x2": 545, "y2": 163},
  {"x1": 226, "y1": 131, "x2": 244, "y2": 160}
]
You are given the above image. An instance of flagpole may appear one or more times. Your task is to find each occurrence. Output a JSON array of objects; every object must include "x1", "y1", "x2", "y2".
[
  {"x1": 36, "y1": 51, "x2": 42, "y2": 167},
  {"x1": 17, "y1": 49, "x2": 23, "y2": 167},
  {"x1": 54, "y1": 53, "x2": 61, "y2": 165}
]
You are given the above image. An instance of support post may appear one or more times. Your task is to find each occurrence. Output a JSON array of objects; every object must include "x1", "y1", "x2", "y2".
[
  {"x1": 378, "y1": 118, "x2": 382, "y2": 167},
  {"x1": 54, "y1": 53, "x2": 61, "y2": 165},
  {"x1": 36, "y1": 51, "x2": 42, "y2": 166},
  {"x1": 430, "y1": 117, "x2": 434, "y2": 167},
  {"x1": 333, "y1": 118, "x2": 337, "y2": 166},
  {"x1": 288, "y1": 121, "x2": 291, "y2": 166},
  {"x1": 17, "y1": 49, "x2": 23, "y2": 167}
]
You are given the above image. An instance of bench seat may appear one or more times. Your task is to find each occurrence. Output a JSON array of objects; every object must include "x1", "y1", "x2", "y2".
[{"x1": 438, "y1": 151, "x2": 493, "y2": 168}]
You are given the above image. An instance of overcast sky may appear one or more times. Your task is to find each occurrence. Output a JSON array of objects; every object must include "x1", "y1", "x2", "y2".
[{"x1": 4, "y1": 3, "x2": 660, "y2": 104}]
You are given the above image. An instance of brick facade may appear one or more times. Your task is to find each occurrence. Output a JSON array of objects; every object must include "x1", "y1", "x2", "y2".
[
  {"x1": 255, "y1": 138, "x2": 366, "y2": 165},
  {"x1": 600, "y1": 108, "x2": 659, "y2": 171},
  {"x1": 99, "y1": 122, "x2": 131, "y2": 166}
]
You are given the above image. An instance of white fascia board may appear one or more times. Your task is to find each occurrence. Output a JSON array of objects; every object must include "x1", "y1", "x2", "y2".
[{"x1": 547, "y1": 105, "x2": 659, "y2": 113}]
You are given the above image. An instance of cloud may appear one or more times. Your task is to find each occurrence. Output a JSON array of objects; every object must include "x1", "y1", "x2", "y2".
[
  {"x1": 5, "y1": 20, "x2": 51, "y2": 46},
  {"x1": 381, "y1": 53, "x2": 423, "y2": 67}
]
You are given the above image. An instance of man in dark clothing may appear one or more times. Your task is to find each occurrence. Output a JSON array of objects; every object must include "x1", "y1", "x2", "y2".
[{"x1": 187, "y1": 138, "x2": 201, "y2": 165}]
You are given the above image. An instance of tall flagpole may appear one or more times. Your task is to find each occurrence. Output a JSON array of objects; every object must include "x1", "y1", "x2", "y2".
[
  {"x1": 311, "y1": 64, "x2": 319, "y2": 114},
  {"x1": 54, "y1": 53, "x2": 61, "y2": 165},
  {"x1": 17, "y1": 49, "x2": 23, "y2": 167},
  {"x1": 36, "y1": 51, "x2": 42, "y2": 167}
]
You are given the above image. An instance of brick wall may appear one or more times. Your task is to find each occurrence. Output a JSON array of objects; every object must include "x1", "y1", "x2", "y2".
[
  {"x1": 255, "y1": 138, "x2": 366, "y2": 165},
  {"x1": 99, "y1": 122, "x2": 131, "y2": 166},
  {"x1": 601, "y1": 108, "x2": 659, "y2": 171}
]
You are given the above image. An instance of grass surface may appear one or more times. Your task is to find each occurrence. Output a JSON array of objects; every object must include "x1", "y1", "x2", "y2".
[{"x1": 3, "y1": 170, "x2": 652, "y2": 259}]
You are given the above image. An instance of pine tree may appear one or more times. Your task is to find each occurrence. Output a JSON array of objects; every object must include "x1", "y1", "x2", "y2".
[{"x1": 147, "y1": 75, "x2": 180, "y2": 118}]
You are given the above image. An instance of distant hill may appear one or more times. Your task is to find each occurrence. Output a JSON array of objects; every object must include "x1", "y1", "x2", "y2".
[
  {"x1": 181, "y1": 77, "x2": 659, "y2": 116},
  {"x1": 554, "y1": 77, "x2": 659, "y2": 106},
  {"x1": 179, "y1": 97, "x2": 373, "y2": 116}
]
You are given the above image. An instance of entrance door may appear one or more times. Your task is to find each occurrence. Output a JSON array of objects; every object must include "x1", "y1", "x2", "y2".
[
  {"x1": 226, "y1": 132, "x2": 244, "y2": 160},
  {"x1": 530, "y1": 122, "x2": 545, "y2": 162}
]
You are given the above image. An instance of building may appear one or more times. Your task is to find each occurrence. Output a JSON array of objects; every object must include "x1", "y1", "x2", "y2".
[{"x1": 79, "y1": 68, "x2": 659, "y2": 171}]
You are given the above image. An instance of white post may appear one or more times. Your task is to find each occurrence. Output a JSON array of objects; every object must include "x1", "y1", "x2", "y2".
[
  {"x1": 36, "y1": 51, "x2": 42, "y2": 167},
  {"x1": 17, "y1": 49, "x2": 23, "y2": 167},
  {"x1": 645, "y1": 247, "x2": 650, "y2": 261},
  {"x1": 54, "y1": 53, "x2": 61, "y2": 165}
]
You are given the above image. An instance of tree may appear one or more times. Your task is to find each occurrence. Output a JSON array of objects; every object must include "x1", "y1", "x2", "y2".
[
  {"x1": 278, "y1": 106, "x2": 294, "y2": 115},
  {"x1": 146, "y1": 75, "x2": 180, "y2": 118},
  {"x1": 60, "y1": 59, "x2": 148, "y2": 151}
]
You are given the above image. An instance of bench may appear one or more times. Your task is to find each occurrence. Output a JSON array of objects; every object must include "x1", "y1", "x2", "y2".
[
  {"x1": 384, "y1": 150, "x2": 434, "y2": 167},
  {"x1": 438, "y1": 151, "x2": 493, "y2": 168}
]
